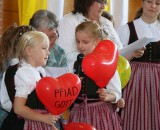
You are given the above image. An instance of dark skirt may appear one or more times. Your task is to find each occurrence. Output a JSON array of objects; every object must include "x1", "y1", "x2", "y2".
[
  {"x1": 0, "y1": 108, "x2": 8, "y2": 128},
  {"x1": 1, "y1": 111, "x2": 24, "y2": 130}
]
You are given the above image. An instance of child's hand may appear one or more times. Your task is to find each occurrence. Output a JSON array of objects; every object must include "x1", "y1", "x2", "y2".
[
  {"x1": 42, "y1": 114, "x2": 60, "y2": 127},
  {"x1": 96, "y1": 88, "x2": 108, "y2": 101},
  {"x1": 96, "y1": 88, "x2": 116, "y2": 102},
  {"x1": 125, "y1": 46, "x2": 146, "y2": 61},
  {"x1": 117, "y1": 98, "x2": 125, "y2": 108},
  {"x1": 133, "y1": 46, "x2": 146, "y2": 58}
]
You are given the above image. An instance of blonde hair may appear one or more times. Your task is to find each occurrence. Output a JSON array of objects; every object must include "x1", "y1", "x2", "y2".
[
  {"x1": 17, "y1": 31, "x2": 49, "y2": 65},
  {"x1": 75, "y1": 21, "x2": 103, "y2": 40}
]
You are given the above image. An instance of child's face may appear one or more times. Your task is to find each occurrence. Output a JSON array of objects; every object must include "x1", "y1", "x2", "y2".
[
  {"x1": 142, "y1": 0, "x2": 160, "y2": 19},
  {"x1": 26, "y1": 40, "x2": 50, "y2": 67},
  {"x1": 76, "y1": 31, "x2": 100, "y2": 56}
]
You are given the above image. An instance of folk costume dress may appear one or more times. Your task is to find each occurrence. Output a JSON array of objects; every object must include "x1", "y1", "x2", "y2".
[
  {"x1": 1, "y1": 61, "x2": 61, "y2": 130},
  {"x1": 69, "y1": 60, "x2": 122, "y2": 130},
  {"x1": 117, "y1": 17, "x2": 160, "y2": 130}
]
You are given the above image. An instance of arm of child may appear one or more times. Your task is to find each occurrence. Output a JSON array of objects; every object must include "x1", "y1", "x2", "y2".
[
  {"x1": 97, "y1": 70, "x2": 121, "y2": 103},
  {"x1": 96, "y1": 88, "x2": 116, "y2": 102},
  {"x1": 14, "y1": 66, "x2": 60, "y2": 128},
  {"x1": 13, "y1": 97, "x2": 59, "y2": 127},
  {"x1": 117, "y1": 98, "x2": 125, "y2": 108}
]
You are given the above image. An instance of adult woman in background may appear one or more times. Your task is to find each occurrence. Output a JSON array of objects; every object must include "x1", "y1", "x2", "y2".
[
  {"x1": 117, "y1": 0, "x2": 160, "y2": 130},
  {"x1": 102, "y1": 11, "x2": 115, "y2": 26},
  {"x1": 29, "y1": 9, "x2": 67, "y2": 68},
  {"x1": 57, "y1": 0, "x2": 123, "y2": 73}
]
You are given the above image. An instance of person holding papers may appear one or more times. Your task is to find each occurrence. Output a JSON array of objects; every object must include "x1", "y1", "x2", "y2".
[{"x1": 117, "y1": 0, "x2": 160, "y2": 130}]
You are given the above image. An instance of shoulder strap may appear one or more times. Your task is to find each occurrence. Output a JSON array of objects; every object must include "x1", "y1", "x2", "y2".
[
  {"x1": 127, "y1": 21, "x2": 138, "y2": 44},
  {"x1": 39, "y1": 72, "x2": 43, "y2": 78}
]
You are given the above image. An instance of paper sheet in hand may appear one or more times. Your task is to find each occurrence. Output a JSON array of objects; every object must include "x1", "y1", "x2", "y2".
[{"x1": 120, "y1": 37, "x2": 156, "y2": 56}]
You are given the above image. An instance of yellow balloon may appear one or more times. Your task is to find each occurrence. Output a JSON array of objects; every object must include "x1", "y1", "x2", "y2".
[{"x1": 117, "y1": 55, "x2": 131, "y2": 89}]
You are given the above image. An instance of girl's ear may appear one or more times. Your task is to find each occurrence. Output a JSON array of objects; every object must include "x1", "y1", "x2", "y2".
[
  {"x1": 25, "y1": 46, "x2": 32, "y2": 56},
  {"x1": 96, "y1": 38, "x2": 101, "y2": 45}
]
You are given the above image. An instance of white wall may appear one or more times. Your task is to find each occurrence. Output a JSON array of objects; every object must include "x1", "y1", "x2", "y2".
[
  {"x1": 110, "y1": 0, "x2": 129, "y2": 29},
  {"x1": 47, "y1": 0, "x2": 64, "y2": 20}
]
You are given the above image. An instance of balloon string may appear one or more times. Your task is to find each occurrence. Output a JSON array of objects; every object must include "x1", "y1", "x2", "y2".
[
  {"x1": 59, "y1": 119, "x2": 64, "y2": 130},
  {"x1": 78, "y1": 94, "x2": 90, "y2": 123}
]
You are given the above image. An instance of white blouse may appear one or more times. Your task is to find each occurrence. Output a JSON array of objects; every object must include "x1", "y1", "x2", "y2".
[
  {"x1": 0, "y1": 58, "x2": 19, "y2": 112},
  {"x1": 58, "y1": 12, "x2": 123, "y2": 54},
  {"x1": 15, "y1": 61, "x2": 46, "y2": 98},
  {"x1": 106, "y1": 70, "x2": 121, "y2": 103},
  {"x1": 117, "y1": 17, "x2": 160, "y2": 47}
]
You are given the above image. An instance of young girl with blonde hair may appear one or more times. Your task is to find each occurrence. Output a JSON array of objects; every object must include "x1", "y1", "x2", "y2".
[
  {"x1": 69, "y1": 21, "x2": 122, "y2": 130},
  {"x1": 1, "y1": 31, "x2": 60, "y2": 130}
]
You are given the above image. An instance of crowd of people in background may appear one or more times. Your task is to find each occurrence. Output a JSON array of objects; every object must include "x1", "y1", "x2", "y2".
[{"x1": 0, "y1": 0, "x2": 160, "y2": 130}]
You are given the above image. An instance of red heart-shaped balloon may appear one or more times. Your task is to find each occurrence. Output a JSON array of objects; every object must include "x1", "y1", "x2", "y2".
[
  {"x1": 64, "y1": 122, "x2": 96, "y2": 130},
  {"x1": 36, "y1": 73, "x2": 81, "y2": 115},
  {"x1": 82, "y1": 40, "x2": 118, "y2": 88}
]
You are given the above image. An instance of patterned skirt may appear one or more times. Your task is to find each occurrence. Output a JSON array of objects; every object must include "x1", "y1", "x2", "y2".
[
  {"x1": 24, "y1": 109, "x2": 60, "y2": 130},
  {"x1": 69, "y1": 100, "x2": 122, "y2": 130},
  {"x1": 121, "y1": 62, "x2": 160, "y2": 130},
  {"x1": 24, "y1": 119, "x2": 53, "y2": 130},
  {"x1": 1, "y1": 109, "x2": 60, "y2": 130}
]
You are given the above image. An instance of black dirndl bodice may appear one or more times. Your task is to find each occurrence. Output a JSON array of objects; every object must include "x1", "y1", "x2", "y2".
[{"x1": 128, "y1": 21, "x2": 160, "y2": 63}]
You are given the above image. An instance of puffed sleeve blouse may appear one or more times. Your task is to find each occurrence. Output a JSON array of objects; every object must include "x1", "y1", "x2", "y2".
[{"x1": 14, "y1": 61, "x2": 46, "y2": 98}]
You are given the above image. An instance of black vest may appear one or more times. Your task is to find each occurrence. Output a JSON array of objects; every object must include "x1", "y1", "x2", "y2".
[{"x1": 128, "y1": 21, "x2": 160, "y2": 62}]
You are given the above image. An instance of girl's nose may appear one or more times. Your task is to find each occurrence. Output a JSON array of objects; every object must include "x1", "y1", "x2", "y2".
[
  {"x1": 79, "y1": 43, "x2": 84, "y2": 50},
  {"x1": 151, "y1": 1, "x2": 157, "y2": 8}
]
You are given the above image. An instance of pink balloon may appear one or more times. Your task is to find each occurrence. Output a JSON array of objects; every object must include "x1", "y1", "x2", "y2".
[
  {"x1": 36, "y1": 73, "x2": 81, "y2": 115},
  {"x1": 82, "y1": 40, "x2": 118, "y2": 88},
  {"x1": 64, "y1": 122, "x2": 96, "y2": 130}
]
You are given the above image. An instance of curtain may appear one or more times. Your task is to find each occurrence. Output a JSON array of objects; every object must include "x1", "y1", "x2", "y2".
[
  {"x1": 18, "y1": 0, "x2": 47, "y2": 25},
  {"x1": 47, "y1": 0, "x2": 64, "y2": 20},
  {"x1": 110, "y1": 0, "x2": 129, "y2": 29}
]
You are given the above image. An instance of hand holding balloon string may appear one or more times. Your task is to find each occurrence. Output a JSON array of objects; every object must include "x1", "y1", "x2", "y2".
[
  {"x1": 38, "y1": 113, "x2": 60, "y2": 127},
  {"x1": 36, "y1": 74, "x2": 81, "y2": 130},
  {"x1": 96, "y1": 88, "x2": 116, "y2": 102}
]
